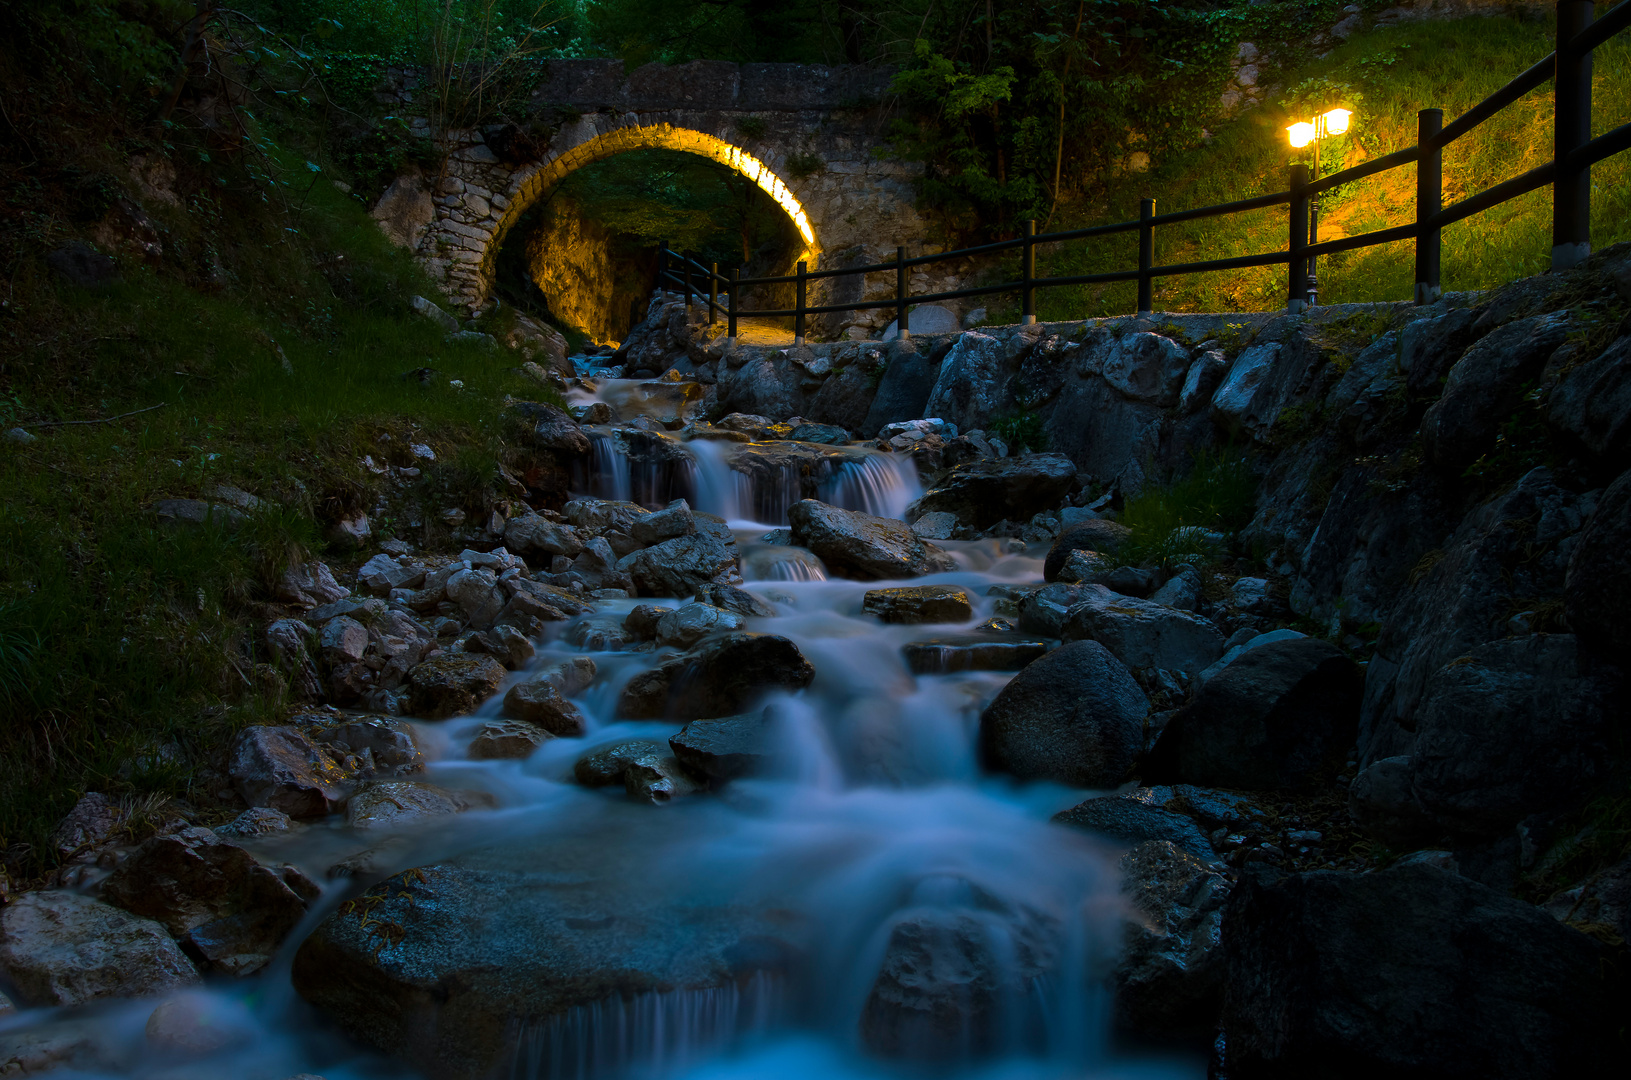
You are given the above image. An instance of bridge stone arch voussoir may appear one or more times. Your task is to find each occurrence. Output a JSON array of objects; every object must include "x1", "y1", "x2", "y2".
[{"x1": 431, "y1": 119, "x2": 823, "y2": 314}]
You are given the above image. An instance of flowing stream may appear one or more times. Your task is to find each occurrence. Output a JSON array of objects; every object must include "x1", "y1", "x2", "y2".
[{"x1": 0, "y1": 387, "x2": 1203, "y2": 1080}]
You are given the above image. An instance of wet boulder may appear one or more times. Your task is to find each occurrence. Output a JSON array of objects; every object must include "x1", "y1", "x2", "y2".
[
  {"x1": 1222, "y1": 863, "x2": 1614, "y2": 1079},
  {"x1": 668, "y1": 710, "x2": 777, "y2": 782},
  {"x1": 1059, "y1": 585, "x2": 1226, "y2": 676},
  {"x1": 862, "y1": 584, "x2": 973, "y2": 624},
  {"x1": 1043, "y1": 520, "x2": 1132, "y2": 582},
  {"x1": 1145, "y1": 638, "x2": 1361, "y2": 791},
  {"x1": 617, "y1": 632, "x2": 815, "y2": 721},
  {"x1": 99, "y1": 827, "x2": 312, "y2": 976},
  {"x1": 229, "y1": 725, "x2": 357, "y2": 817},
  {"x1": 788, "y1": 500, "x2": 956, "y2": 581},
  {"x1": 292, "y1": 831, "x2": 800, "y2": 1079},
  {"x1": 911, "y1": 454, "x2": 1077, "y2": 531},
  {"x1": 467, "y1": 719, "x2": 553, "y2": 760},
  {"x1": 859, "y1": 897, "x2": 1060, "y2": 1059},
  {"x1": 501, "y1": 675, "x2": 588, "y2": 737},
  {"x1": 979, "y1": 640, "x2": 1147, "y2": 787},
  {"x1": 574, "y1": 740, "x2": 669, "y2": 787},
  {"x1": 1113, "y1": 840, "x2": 1230, "y2": 1040},
  {"x1": 1052, "y1": 793, "x2": 1216, "y2": 861},
  {"x1": 1408, "y1": 634, "x2": 1622, "y2": 838},
  {"x1": 694, "y1": 582, "x2": 778, "y2": 617},
  {"x1": 0, "y1": 890, "x2": 200, "y2": 1005},
  {"x1": 617, "y1": 515, "x2": 741, "y2": 598},
  {"x1": 406, "y1": 654, "x2": 507, "y2": 719},
  {"x1": 655, "y1": 602, "x2": 745, "y2": 648}
]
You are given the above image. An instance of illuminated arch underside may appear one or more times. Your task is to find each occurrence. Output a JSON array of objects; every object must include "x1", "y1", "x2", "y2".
[{"x1": 484, "y1": 123, "x2": 821, "y2": 280}]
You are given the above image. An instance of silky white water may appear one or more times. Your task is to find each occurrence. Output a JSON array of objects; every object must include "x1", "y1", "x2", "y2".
[{"x1": 0, "y1": 487, "x2": 1203, "y2": 1080}]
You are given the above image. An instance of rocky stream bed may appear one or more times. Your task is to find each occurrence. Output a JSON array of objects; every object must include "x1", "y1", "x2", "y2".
[{"x1": 3, "y1": 247, "x2": 1631, "y2": 1079}]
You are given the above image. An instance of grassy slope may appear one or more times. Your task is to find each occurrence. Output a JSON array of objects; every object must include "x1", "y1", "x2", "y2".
[
  {"x1": 0, "y1": 128, "x2": 552, "y2": 878},
  {"x1": 1003, "y1": 6, "x2": 1631, "y2": 319}
]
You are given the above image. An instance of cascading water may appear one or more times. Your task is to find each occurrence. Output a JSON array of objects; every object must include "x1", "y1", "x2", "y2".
[
  {"x1": 821, "y1": 453, "x2": 923, "y2": 521},
  {"x1": 0, "y1": 494, "x2": 1200, "y2": 1080},
  {"x1": 582, "y1": 430, "x2": 634, "y2": 504}
]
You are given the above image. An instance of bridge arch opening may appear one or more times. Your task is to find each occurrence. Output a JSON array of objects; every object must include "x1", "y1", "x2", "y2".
[{"x1": 485, "y1": 125, "x2": 822, "y2": 345}]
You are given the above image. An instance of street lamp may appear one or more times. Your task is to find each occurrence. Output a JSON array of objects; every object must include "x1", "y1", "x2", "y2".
[{"x1": 1287, "y1": 108, "x2": 1353, "y2": 305}]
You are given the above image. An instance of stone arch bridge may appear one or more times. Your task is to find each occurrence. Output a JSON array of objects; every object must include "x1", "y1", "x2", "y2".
[{"x1": 377, "y1": 60, "x2": 935, "y2": 316}]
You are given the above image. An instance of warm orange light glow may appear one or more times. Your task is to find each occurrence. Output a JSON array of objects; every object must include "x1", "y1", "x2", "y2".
[
  {"x1": 1287, "y1": 121, "x2": 1316, "y2": 149},
  {"x1": 1323, "y1": 108, "x2": 1353, "y2": 135}
]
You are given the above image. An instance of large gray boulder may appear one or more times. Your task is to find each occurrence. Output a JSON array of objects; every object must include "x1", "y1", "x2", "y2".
[
  {"x1": 1043, "y1": 520, "x2": 1132, "y2": 582},
  {"x1": 1059, "y1": 585, "x2": 1226, "y2": 676},
  {"x1": 1222, "y1": 863, "x2": 1614, "y2": 1079},
  {"x1": 99, "y1": 827, "x2": 314, "y2": 975},
  {"x1": 1145, "y1": 637, "x2": 1362, "y2": 791},
  {"x1": 921, "y1": 330, "x2": 1008, "y2": 432},
  {"x1": 788, "y1": 500, "x2": 956, "y2": 581},
  {"x1": 0, "y1": 891, "x2": 200, "y2": 1005},
  {"x1": 979, "y1": 640, "x2": 1147, "y2": 787},
  {"x1": 911, "y1": 454, "x2": 1077, "y2": 531},
  {"x1": 1549, "y1": 331, "x2": 1631, "y2": 460},
  {"x1": 1408, "y1": 634, "x2": 1622, "y2": 837}
]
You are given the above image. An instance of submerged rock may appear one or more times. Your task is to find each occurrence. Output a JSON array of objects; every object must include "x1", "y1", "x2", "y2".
[
  {"x1": 0, "y1": 890, "x2": 200, "y2": 1005},
  {"x1": 979, "y1": 640, "x2": 1147, "y2": 787},
  {"x1": 788, "y1": 500, "x2": 956, "y2": 581},
  {"x1": 346, "y1": 781, "x2": 472, "y2": 829}
]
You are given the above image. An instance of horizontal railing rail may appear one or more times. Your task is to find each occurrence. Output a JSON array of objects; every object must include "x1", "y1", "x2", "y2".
[{"x1": 651, "y1": 0, "x2": 1626, "y2": 343}]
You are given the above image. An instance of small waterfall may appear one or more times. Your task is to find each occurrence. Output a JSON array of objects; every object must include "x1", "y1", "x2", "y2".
[
  {"x1": 684, "y1": 438, "x2": 742, "y2": 520},
  {"x1": 583, "y1": 432, "x2": 633, "y2": 503},
  {"x1": 822, "y1": 453, "x2": 923, "y2": 520},
  {"x1": 509, "y1": 973, "x2": 784, "y2": 1080}
]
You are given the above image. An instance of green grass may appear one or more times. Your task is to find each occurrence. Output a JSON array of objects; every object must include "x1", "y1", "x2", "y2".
[
  {"x1": 1119, "y1": 446, "x2": 1260, "y2": 568},
  {"x1": 0, "y1": 113, "x2": 562, "y2": 878},
  {"x1": 989, "y1": 5, "x2": 1631, "y2": 317}
]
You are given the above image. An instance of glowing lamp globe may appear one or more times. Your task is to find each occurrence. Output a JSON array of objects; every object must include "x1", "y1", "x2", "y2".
[
  {"x1": 1287, "y1": 121, "x2": 1316, "y2": 149},
  {"x1": 1323, "y1": 108, "x2": 1353, "y2": 135}
]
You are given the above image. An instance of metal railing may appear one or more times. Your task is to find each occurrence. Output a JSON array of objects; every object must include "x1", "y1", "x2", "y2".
[{"x1": 656, "y1": 0, "x2": 1630, "y2": 343}]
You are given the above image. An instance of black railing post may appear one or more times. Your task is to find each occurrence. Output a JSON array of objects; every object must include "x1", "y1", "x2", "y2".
[
  {"x1": 895, "y1": 247, "x2": 909, "y2": 339},
  {"x1": 1553, "y1": 0, "x2": 1594, "y2": 271},
  {"x1": 709, "y1": 261, "x2": 718, "y2": 325},
  {"x1": 1022, "y1": 219, "x2": 1037, "y2": 324},
  {"x1": 658, "y1": 241, "x2": 668, "y2": 300},
  {"x1": 1288, "y1": 164, "x2": 1310, "y2": 312},
  {"x1": 1415, "y1": 108, "x2": 1444, "y2": 304},
  {"x1": 795, "y1": 260, "x2": 807, "y2": 345},
  {"x1": 728, "y1": 268, "x2": 739, "y2": 346},
  {"x1": 1137, "y1": 199, "x2": 1155, "y2": 314},
  {"x1": 682, "y1": 257, "x2": 693, "y2": 317}
]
